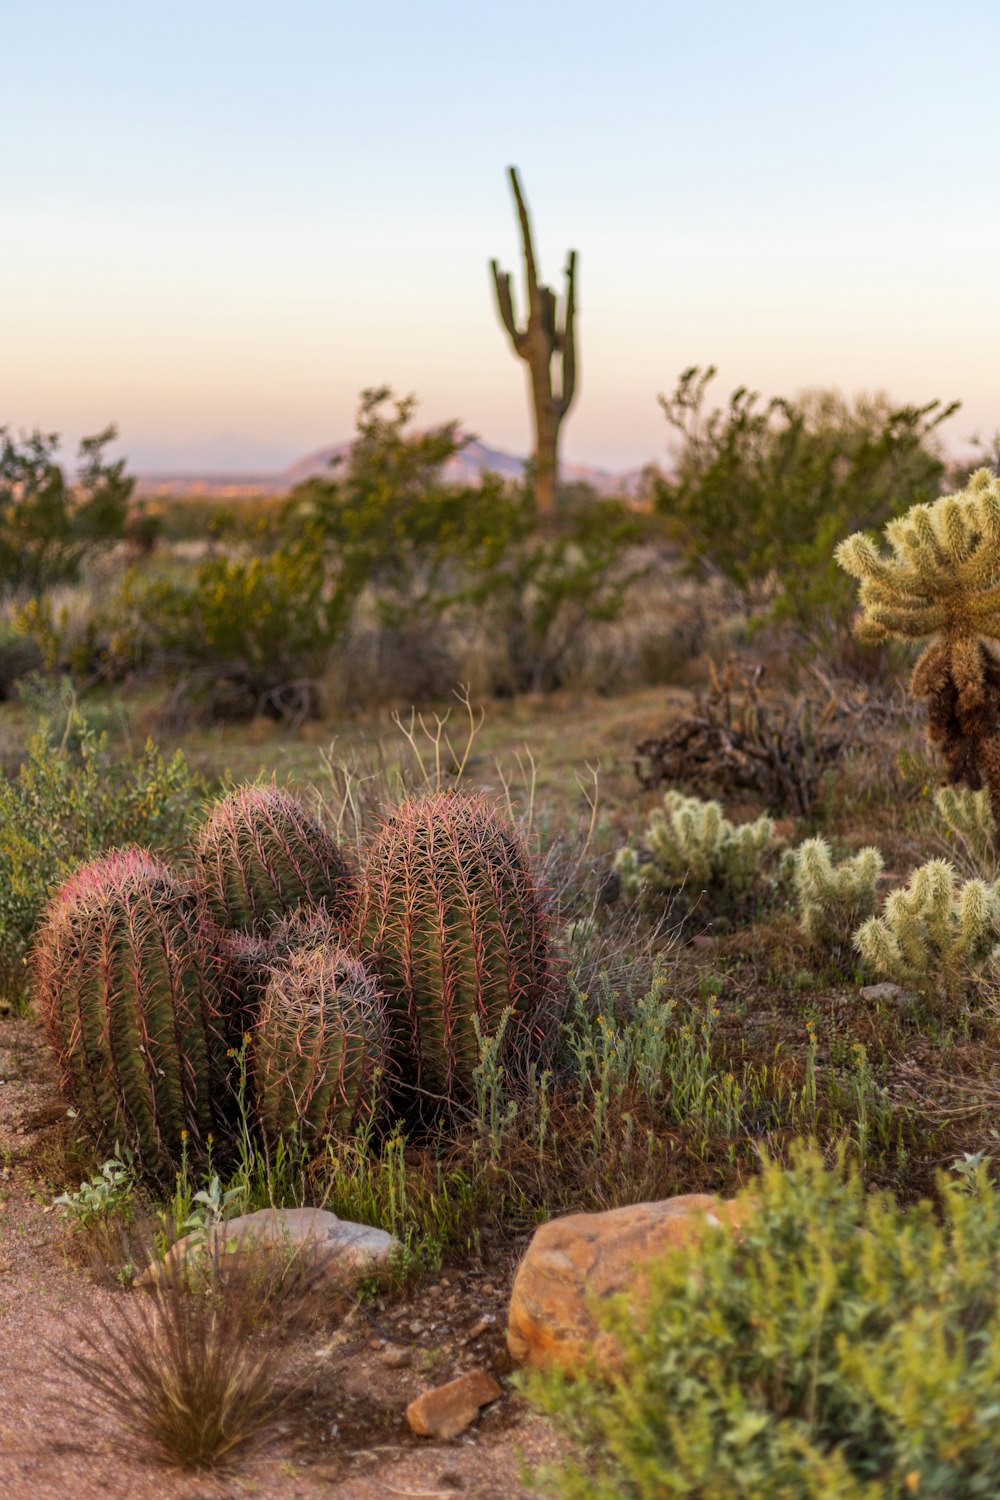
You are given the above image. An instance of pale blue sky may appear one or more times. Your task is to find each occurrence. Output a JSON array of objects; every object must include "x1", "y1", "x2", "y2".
[{"x1": 3, "y1": 1, "x2": 998, "y2": 471}]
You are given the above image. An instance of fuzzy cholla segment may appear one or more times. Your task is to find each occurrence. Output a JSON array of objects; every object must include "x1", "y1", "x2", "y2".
[
  {"x1": 785, "y1": 838, "x2": 883, "y2": 949},
  {"x1": 854, "y1": 858, "x2": 1000, "y2": 1011},
  {"x1": 193, "y1": 783, "x2": 355, "y2": 934},
  {"x1": 253, "y1": 947, "x2": 390, "y2": 1147},
  {"x1": 616, "y1": 790, "x2": 776, "y2": 899},
  {"x1": 835, "y1": 469, "x2": 1000, "y2": 647},
  {"x1": 836, "y1": 470, "x2": 1000, "y2": 832},
  {"x1": 934, "y1": 786, "x2": 998, "y2": 879},
  {"x1": 356, "y1": 791, "x2": 555, "y2": 1108}
]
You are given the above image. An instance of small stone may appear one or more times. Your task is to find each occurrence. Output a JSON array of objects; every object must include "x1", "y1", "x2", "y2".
[
  {"x1": 138, "y1": 1206, "x2": 400, "y2": 1291},
  {"x1": 383, "y1": 1344, "x2": 412, "y2": 1368},
  {"x1": 860, "y1": 982, "x2": 907, "y2": 1005},
  {"x1": 466, "y1": 1316, "x2": 492, "y2": 1339},
  {"x1": 406, "y1": 1369, "x2": 503, "y2": 1439}
]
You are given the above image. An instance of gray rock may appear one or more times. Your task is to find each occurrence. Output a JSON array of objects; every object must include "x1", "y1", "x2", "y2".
[
  {"x1": 138, "y1": 1206, "x2": 399, "y2": 1290},
  {"x1": 859, "y1": 982, "x2": 909, "y2": 1005}
]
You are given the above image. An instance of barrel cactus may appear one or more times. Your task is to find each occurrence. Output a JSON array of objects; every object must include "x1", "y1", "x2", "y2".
[
  {"x1": 34, "y1": 849, "x2": 231, "y2": 1175},
  {"x1": 192, "y1": 783, "x2": 355, "y2": 933},
  {"x1": 253, "y1": 947, "x2": 391, "y2": 1147},
  {"x1": 355, "y1": 791, "x2": 557, "y2": 1109}
]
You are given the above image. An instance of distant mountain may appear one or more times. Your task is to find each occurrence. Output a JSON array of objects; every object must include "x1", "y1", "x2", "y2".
[{"x1": 135, "y1": 436, "x2": 651, "y2": 499}]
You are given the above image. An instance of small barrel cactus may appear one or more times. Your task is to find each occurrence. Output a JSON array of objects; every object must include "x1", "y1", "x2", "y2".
[
  {"x1": 253, "y1": 948, "x2": 391, "y2": 1147},
  {"x1": 34, "y1": 849, "x2": 231, "y2": 1174},
  {"x1": 784, "y1": 838, "x2": 883, "y2": 955},
  {"x1": 854, "y1": 857, "x2": 1000, "y2": 1013},
  {"x1": 193, "y1": 783, "x2": 355, "y2": 934},
  {"x1": 355, "y1": 791, "x2": 557, "y2": 1108}
]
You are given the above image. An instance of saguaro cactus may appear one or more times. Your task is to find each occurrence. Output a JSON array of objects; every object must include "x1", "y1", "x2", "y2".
[
  {"x1": 490, "y1": 166, "x2": 577, "y2": 516},
  {"x1": 356, "y1": 791, "x2": 556, "y2": 1111},
  {"x1": 34, "y1": 849, "x2": 230, "y2": 1174},
  {"x1": 837, "y1": 469, "x2": 1000, "y2": 838}
]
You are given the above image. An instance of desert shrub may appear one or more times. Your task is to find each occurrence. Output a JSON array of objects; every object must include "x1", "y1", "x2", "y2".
[
  {"x1": 854, "y1": 857, "x2": 1000, "y2": 1014},
  {"x1": 101, "y1": 545, "x2": 350, "y2": 721},
  {"x1": 0, "y1": 707, "x2": 205, "y2": 1008},
  {"x1": 615, "y1": 790, "x2": 778, "y2": 913},
  {"x1": 0, "y1": 424, "x2": 132, "y2": 598},
  {"x1": 784, "y1": 837, "x2": 883, "y2": 960},
  {"x1": 655, "y1": 368, "x2": 955, "y2": 644},
  {"x1": 529, "y1": 1146, "x2": 1000, "y2": 1500}
]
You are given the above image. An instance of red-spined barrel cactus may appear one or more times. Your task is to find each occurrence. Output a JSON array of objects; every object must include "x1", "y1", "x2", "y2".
[
  {"x1": 34, "y1": 849, "x2": 231, "y2": 1175},
  {"x1": 355, "y1": 791, "x2": 557, "y2": 1109},
  {"x1": 193, "y1": 783, "x2": 355, "y2": 934},
  {"x1": 253, "y1": 948, "x2": 390, "y2": 1147}
]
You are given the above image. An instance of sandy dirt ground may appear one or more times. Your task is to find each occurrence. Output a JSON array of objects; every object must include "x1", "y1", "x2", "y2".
[{"x1": 0, "y1": 1017, "x2": 565, "y2": 1500}]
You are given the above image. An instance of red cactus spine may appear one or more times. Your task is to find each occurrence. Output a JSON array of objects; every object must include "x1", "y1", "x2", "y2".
[
  {"x1": 33, "y1": 849, "x2": 231, "y2": 1175},
  {"x1": 253, "y1": 948, "x2": 391, "y2": 1148},
  {"x1": 193, "y1": 783, "x2": 355, "y2": 934},
  {"x1": 355, "y1": 791, "x2": 557, "y2": 1110}
]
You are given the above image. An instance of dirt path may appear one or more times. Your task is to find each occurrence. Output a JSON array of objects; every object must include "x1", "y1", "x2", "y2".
[{"x1": 0, "y1": 1018, "x2": 563, "y2": 1499}]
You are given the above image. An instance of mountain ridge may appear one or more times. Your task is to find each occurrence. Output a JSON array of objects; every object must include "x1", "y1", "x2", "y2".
[{"x1": 134, "y1": 435, "x2": 651, "y2": 499}]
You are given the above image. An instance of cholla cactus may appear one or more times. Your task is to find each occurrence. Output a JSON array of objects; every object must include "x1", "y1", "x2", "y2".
[
  {"x1": 34, "y1": 849, "x2": 232, "y2": 1175},
  {"x1": 836, "y1": 469, "x2": 1000, "y2": 837},
  {"x1": 193, "y1": 783, "x2": 355, "y2": 934},
  {"x1": 854, "y1": 857, "x2": 1000, "y2": 1012},
  {"x1": 614, "y1": 790, "x2": 777, "y2": 905},
  {"x1": 784, "y1": 837, "x2": 883, "y2": 954},
  {"x1": 355, "y1": 791, "x2": 557, "y2": 1110},
  {"x1": 934, "y1": 785, "x2": 998, "y2": 880},
  {"x1": 253, "y1": 948, "x2": 391, "y2": 1148}
]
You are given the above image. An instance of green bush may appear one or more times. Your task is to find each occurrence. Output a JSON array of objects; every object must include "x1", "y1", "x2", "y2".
[
  {"x1": 0, "y1": 708, "x2": 206, "y2": 1008},
  {"x1": 101, "y1": 545, "x2": 349, "y2": 720},
  {"x1": 529, "y1": 1145, "x2": 1000, "y2": 1499},
  {"x1": 0, "y1": 425, "x2": 132, "y2": 598},
  {"x1": 654, "y1": 369, "x2": 956, "y2": 644}
]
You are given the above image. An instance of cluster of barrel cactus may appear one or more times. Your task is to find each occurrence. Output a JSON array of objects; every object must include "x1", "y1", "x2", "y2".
[{"x1": 33, "y1": 782, "x2": 556, "y2": 1176}]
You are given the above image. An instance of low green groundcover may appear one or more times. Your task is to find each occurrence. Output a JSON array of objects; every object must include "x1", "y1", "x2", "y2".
[{"x1": 528, "y1": 1145, "x2": 1000, "y2": 1499}]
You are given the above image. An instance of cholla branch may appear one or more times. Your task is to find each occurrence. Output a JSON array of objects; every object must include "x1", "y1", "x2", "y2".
[
  {"x1": 853, "y1": 857, "x2": 1000, "y2": 1013},
  {"x1": 837, "y1": 469, "x2": 1000, "y2": 836},
  {"x1": 615, "y1": 789, "x2": 778, "y2": 907},
  {"x1": 782, "y1": 837, "x2": 882, "y2": 963}
]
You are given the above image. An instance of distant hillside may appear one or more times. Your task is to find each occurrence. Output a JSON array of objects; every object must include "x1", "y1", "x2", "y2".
[{"x1": 135, "y1": 436, "x2": 650, "y2": 499}]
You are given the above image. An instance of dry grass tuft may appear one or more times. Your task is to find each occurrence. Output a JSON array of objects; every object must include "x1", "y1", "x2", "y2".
[{"x1": 56, "y1": 1237, "x2": 330, "y2": 1470}]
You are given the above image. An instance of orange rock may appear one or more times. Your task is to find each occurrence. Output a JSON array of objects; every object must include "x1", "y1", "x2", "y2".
[
  {"x1": 507, "y1": 1193, "x2": 747, "y2": 1372},
  {"x1": 406, "y1": 1368, "x2": 503, "y2": 1439}
]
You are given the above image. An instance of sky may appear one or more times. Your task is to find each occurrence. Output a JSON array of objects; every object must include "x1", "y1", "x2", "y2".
[{"x1": 3, "y1": 1, "x2": 999, "y2": 474}]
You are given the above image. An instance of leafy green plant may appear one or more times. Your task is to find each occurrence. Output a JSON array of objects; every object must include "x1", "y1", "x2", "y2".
[
  {"x1": 528, "y1": 1145, "x2": 1000, "y2": 1500},
  {"x1": 0, "y1": 707, "x2": 205, "y2": 1009},
  {"x1": 783, "y1": 837, "x2": 883, "y2": 959},
  {"x1": 615, "y1": 790, "x2": 777, "y2": 911},
  {"x1": 655, "y1": 368, "x2": 955, "y2": 644},
  {"x1": 854, "y1": 857, "x2": 1000, "y2": 1014},
  {"x1": 53, "y1": 1143, "x2": 139, "y2": 1230},
  {"x1": 101, "y1": 543, "x2": 350, "y2": 720},
  {"x1": 0, "y1": 425, "x2": 132, "y2": 598}
]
